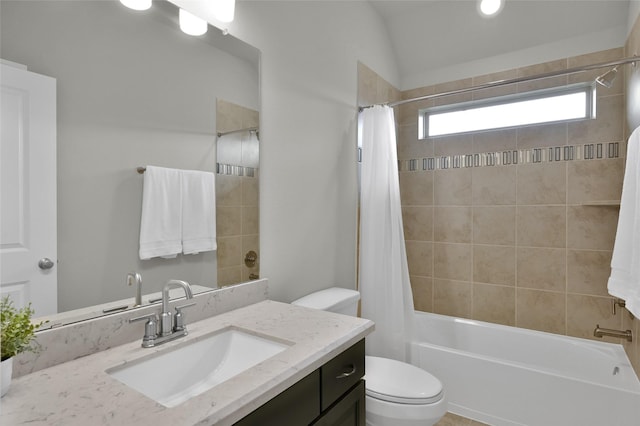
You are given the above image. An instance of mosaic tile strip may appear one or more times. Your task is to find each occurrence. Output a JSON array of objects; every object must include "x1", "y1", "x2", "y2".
[
  {"x1": 216, "y1": 162, "x2": 258, "y2": 177},
  {"x1": 398, "y1": 142, "x2": 620, "y2": 172}
]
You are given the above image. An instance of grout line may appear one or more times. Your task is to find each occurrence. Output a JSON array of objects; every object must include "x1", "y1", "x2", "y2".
[
  {"x1": 432, "y1": 148, "x2": 438, "y2": 312},
  {"x1": 565, "y1": 151, "x2": 569, "y2": 336},
  {"x1": 470, "y1": 153, "x2": 475, "y2": 319},
  {"x1": 514, "y1": 150, "x2": 519, "y2": 327}
]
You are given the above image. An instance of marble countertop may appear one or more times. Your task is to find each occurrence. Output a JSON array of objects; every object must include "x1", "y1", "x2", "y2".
[{"x1": 0, "y1": 300, "x2": 374, "y2": 426}]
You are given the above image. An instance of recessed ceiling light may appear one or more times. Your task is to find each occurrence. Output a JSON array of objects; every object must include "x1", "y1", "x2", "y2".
[{"x1": 478, "y1": 0, "x2": 504, "y2": 17}]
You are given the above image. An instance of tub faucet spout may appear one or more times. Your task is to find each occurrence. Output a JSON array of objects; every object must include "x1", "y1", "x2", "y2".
[{"x1": 593, "y1": 324, "x2": 632, "y2": 342}]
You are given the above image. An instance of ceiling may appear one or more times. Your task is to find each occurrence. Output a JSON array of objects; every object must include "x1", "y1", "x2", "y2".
[{"x1": 369, "y1": 0, "x2": 631, "y2": 89}]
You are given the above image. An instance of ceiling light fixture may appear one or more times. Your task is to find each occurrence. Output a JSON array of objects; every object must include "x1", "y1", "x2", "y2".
[
  {"x1": 213, "y1": 0, "x2": 236, "y2": 23},
  {"x1": 478, "y1": 0, "x2": 504, "y2": 17},
  {"x1": 595, "y1": 66, "x2": 618, "y2": 88},
  {"x1": 179, "y1": 9, "x2": 208, "y2": 36},
  {"x1": 119, "y1": 0, "x2": 152, "y2": 11}
]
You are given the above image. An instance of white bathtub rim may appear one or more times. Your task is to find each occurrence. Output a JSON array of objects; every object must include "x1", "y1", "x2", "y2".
[
  {"x1": 411, "y1": 339, "x2": 639, "y2": 396},
  {"x1": 414, "y1": 310, "x2": 629, "y2": 354},
  {"x1": 411, "y1": 311, "x2": 640, "y2": 394},
  {"x1": 413, "y1": 310, "x2": 633, "y2": 364},
  {"x1": 412, "y1": 311, "x2": 640, "y2": 426}
]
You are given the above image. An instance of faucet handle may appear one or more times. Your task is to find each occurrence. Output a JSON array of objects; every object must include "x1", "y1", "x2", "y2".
[
  {"x1": 174, "y1": 302, "x2": 197, "y2": 332},
  {"x1": 175, "y1": 302, "x2": 196, "y2": 311},
  {"x1": 129, "y1": 313, "x2": 159, "y2": 347},
  {"x1": 129, "y1": 312, "x2": 159, "y2": 323}
]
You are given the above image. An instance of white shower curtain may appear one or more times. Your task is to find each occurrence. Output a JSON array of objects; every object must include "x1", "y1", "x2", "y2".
[{"x1": 358, "y1": 105, "x2": 414, "y2": 362}]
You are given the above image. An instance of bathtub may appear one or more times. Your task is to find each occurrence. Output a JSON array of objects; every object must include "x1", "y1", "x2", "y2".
[{"x1": 410, "y1": 311, "x2": 640, "y2": 426}]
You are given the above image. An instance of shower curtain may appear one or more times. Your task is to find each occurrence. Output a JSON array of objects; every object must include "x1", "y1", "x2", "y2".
[{"x1": 358, "y1": 105, "x2": 414, "y2": 362}]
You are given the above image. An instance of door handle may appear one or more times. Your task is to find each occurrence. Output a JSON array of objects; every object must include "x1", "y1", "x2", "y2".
[{"x1": 38, "y1": 258, "x2": 55, "y2": 270}]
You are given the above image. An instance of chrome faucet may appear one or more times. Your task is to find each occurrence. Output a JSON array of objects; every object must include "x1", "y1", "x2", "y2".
[
  {"x1": 129, "y1": 279, "x2": 196, "y2": 348},
  {"x1": 160, "y1": 279, "x2": 193, "y2": 336},
  {"x1": 127, "y1": 272, "x2": 143, "y2": 307}
]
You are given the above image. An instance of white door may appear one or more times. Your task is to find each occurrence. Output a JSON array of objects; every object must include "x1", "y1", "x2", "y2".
[{"x1": 0, "y1": 63, "x2": 57, "y2": 316}]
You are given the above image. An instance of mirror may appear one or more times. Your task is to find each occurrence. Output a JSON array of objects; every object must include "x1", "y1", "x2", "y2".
[
  {"x1": 216, "y1": 99, "x2": 260, "y2": 286},
  {"x1": 0, "y1": 0, "x2": 260, "y2": 325}
]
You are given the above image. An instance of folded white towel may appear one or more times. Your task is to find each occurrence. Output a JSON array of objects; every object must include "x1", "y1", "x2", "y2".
[
  {"x1": 139, "y1": 166, "x2": 183, "y2": 260},
  {"x1": 608, "y1": 126, "x2": 640, "y2": 318},
  {"x1": 182, "y1": 170, "x2": 217, "y2": 255}
]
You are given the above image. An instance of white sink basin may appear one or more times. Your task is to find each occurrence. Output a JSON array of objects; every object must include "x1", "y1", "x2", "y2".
[{"x1": 107, "y1": 327, "x2": 291, "y2": 407}]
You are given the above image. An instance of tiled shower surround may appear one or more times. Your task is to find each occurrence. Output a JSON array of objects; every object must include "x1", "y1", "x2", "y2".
[
  {"x1": 358, "y1": 24, "x2": 640, "y2": 376},
  {"x1": 216, "y1": 99, "x2": 260, "y2": 286}
]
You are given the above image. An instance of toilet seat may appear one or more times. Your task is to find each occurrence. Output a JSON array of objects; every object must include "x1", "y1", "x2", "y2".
[{"x1": 365, "y1": 356, "x2": 444, "y2": 405}]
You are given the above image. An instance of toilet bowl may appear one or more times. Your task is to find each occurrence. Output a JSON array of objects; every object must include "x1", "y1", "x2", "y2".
[
  {"x1": 365, "y1": 355, "x2": 446, "y2": 426},
  {"x1": 291, "y1": 287, "x2": 447, "y2": 426}
]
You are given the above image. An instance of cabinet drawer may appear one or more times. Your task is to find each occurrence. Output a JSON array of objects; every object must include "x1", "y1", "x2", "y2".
[{"x1": 320, "y1": 339, "x2": 365, "y2": 411}]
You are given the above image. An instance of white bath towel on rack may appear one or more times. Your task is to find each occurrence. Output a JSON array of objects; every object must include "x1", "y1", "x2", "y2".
[
  {"x1": 608, "y1": 125, "x2": 640, "y2": 318},
  {"x1": 182, "y1": 170, "x2": 216, "y2": 255},
  {"x1": 139, "y1": 166, "x2": 183, "y2": 260}
]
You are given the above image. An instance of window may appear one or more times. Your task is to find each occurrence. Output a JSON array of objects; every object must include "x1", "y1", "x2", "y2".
[{"x1": 420, "y1": 83, "x2": 596, "y2": 138}]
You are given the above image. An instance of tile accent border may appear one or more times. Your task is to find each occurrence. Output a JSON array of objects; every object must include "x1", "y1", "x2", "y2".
[
  {"x1": 399, "y1": 142, "x2": 621, "y2": 172},
  {"x1": 217, "y1": 162, "x2": 258, "y2": 177}
]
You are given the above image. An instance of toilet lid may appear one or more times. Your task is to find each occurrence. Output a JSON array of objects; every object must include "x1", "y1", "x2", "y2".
[{"x1": 364, "y1": 356, "x2": 444, "y2": 405}]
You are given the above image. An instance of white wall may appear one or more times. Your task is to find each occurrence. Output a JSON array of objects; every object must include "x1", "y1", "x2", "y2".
[
  {"x1": 194, "y1": 0, "x2": 400, "y2": 302},
  {"x1": 402, "y1": 25, "x2": 629, "y2": 90},
  {"x1": 629, "y1": 0, "x2": 640, "y2": 35}
]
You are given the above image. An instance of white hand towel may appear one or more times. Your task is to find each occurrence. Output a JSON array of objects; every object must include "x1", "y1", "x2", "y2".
[
  {"x1": 139, "y1": 166, "x2": 183, "y2": 260},
  {"x1": 608, "y1": 126, "x2": 640, "y2": 317},
  {"x1": 181, "y1": 170, "x2": 217, "y2": 255}
]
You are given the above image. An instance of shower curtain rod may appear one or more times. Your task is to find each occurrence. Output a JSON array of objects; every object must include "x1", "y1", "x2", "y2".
[
  {"x1": 359, "y1": 55, "x2": 638, "y2": 111},
  {"x1": 217, "y1": 127, "x2": 259, "y2": 138}
]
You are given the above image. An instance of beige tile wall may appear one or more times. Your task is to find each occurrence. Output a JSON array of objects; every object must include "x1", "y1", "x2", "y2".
[
  {"x1": 357, "y1": 29, "x2": 640, "y2": 377},
  {"x1": 357, "y1": 62, "x2": 401, "y2": 108},
  {"x1": 395, "y1": 45, "x2": 640, "y2": 374},
  {"x1": 216, "y1": 99, "x2": 260, "y2": 286}
]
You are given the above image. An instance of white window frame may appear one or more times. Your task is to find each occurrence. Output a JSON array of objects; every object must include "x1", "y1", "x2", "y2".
[{"x1": 419, "y1": 83, "x2": 596, "y2": 139}]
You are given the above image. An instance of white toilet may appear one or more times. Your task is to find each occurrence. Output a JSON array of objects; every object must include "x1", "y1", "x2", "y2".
[{"x1": 292, "y1": 287, "x2": 447, "y2": 426}]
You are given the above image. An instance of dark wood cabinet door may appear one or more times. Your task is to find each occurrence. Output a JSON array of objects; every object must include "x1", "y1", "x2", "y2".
[
  {"x1": 313, "y1": 380, "x2": 366, "y2": 426},
  {"x1": 233, "y1": 370, "x2": 320, "y2": 426},
  {"x1": 235, "y1": 340, "x2": 366, "y2": 426}
]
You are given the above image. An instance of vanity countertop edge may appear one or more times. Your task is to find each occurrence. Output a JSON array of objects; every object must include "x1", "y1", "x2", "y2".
[{"x1": 0, "y1": 300, "x2": 374, "y2": 426}]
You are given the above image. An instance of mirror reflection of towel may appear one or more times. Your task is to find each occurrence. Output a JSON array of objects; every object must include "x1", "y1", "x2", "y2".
[
  {"x1": 139, "y1": 166, "x2": 216, "y2": 260},
  {"x1": 608, "y1": 126, "x2": 640, "y2": 317},
  {"x1": 182, "y1": 170, "x2": 216, "y2": 255},
  {"x1": 139, "y1": 166, "x2": 183, "y2": 260}
]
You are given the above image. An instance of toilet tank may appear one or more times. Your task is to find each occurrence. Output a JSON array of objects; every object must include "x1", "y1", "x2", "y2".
[{"x1": 291, "y1": 287, "x2": 360, "y2": 316}]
